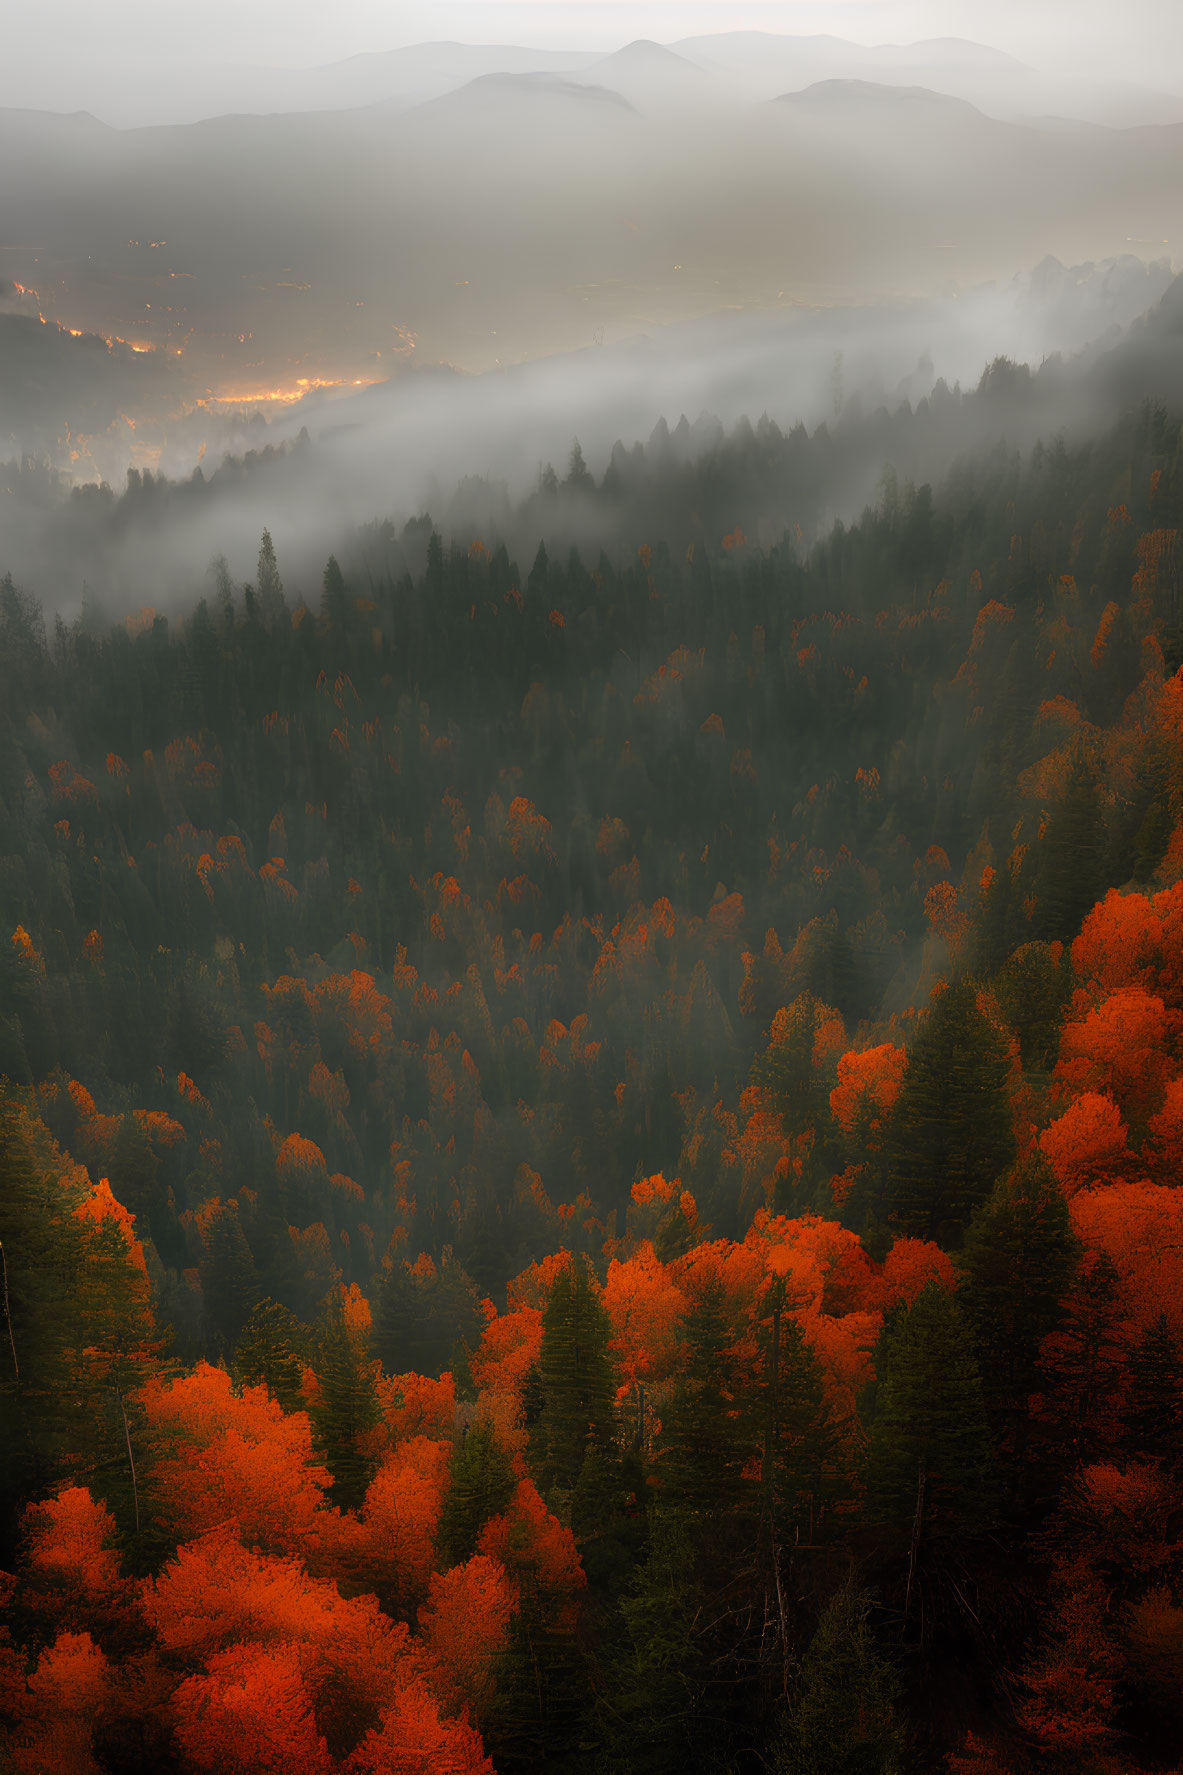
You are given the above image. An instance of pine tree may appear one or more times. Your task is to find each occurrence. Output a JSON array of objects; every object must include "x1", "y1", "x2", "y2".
[
  {"x1": 438, "y1": 1418, "x2": 516, "y2": 1566},
  {"x1": 536, "y1": 1257, "x2": 617, "y2": 1494},
  {"x1": 321, "y1": 555, "x2": 349, "y2": 632},
  {"x1": 371, "y1": 1249, "x2": 483, "y2": 1379},
  {"x1": 309, "y1": 1291, "x2": 380, "y2": 1510},
  {"x1": 881, "y1": 978, "x2": 1015, "y2": 1245},
  {"x1": 760, "y1": 1299, "x2": 837, "y2": 1550},
  {"x1": 199, "y1": 1200, "x2": 260, "y2": 1358},
  {"x1": 959, "y1": 1159, "x2": 1079, "y2": 1450},
  {"x1": 597, "y1": 1510, "x2": 706, "y2": 1775},
  {"x1": 991, "y1": 941, "x2": 1072, "y2": 1076},
  {"x1": 1036, "y1": 1249, "x2": 1127, "y2": 1463},
  {"x1": 770, "y1": 1583, "x2": 907, "y2": 1775},
  {"x1": 1033, "y1": 749, "x2": 1105, "y2": 942},
  {"x1": 661, "y1": 1280, "x2": 753, "y2": 1522},
  {"x1": 256, "y1": 527, "x2": 286, "y2": 631},
  {"x1": 233, "y1": 1297, "x2": 307, "y2": 1411},
  {"x1": 864, "y1": 1280, "x2": 994, "y2": 1562}
]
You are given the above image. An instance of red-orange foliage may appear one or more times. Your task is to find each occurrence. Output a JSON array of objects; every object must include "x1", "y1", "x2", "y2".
[
  {"x1": 142, "y1": 1528, "x2": 412, "y2": 1746},
  {"x1": 1146, "y1": 1075, "x2": 1183, "y2": 1176},
  {"x1": 277, "y1": 1134, "x2": 330, "y2": 1185},
  {"x1": 505, "y1": 1249, "x2": 571, "y2": 1312},
  {"x1": 417, "y1": 1553, "x2": 515, "y2": 1724},
  {"x1": 602, "y1": 1242, "x2": 687, "y2": 1386},
  {"x1": 879, "y1": 1238, "x2": 957, "y2": 1311},
  {"x1": 477, "y1": 1476, "x2": 585, "y2": 1624},
  {"x1": 377, "y1": 1370, "x2": 456, "y2": 1444},
  {"x1": 1072, "y1": 881, "x2": 1183, "y2": 1006},
  {"x1": 468, "y1": 1307, "x2": 543, "y2": 1445},
  {"x1": 829, "y1": 1043, "x2": 907, "y2": 1140},
  {"x1": 1039, "y1": 1093, "x2": 1130, "y2": 1194},
  {"x1": 1054, "y1": 988, "x2": 1173, "y2": 1119},
  {"x1": 340, "y1": 1437, "x2": 451, "y2": 1604},
  {"x1": 21, "y1": 1488, "x2": 128, "y2": 1622},
  {"x1": 171, "y1": 1643, "x2": 334, "y2": 1775},
  {"x1": 1069, "y1": 1182, "x2": 1183, "y2": 1337},
  {"x1": 346, "y1": 1671, "x2": 494, "y2": 1774},
  {"x1": 73, "y1": 1177, "x2": 148, "y2": 1277},
  {"x1": 140, "y1": 1363, "x2": 332, "y2": 1553},
  {"x1": 10, "y1": 1630, "x2": 111, "y2": 1775}
]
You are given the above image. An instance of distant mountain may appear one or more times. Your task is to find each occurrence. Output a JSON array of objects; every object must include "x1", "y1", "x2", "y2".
[
  {"x1": 672, "y1": 29, "x2": 1183, "y2": 127},
  {"x1": 406, "y1": 71, "x2": 637, "y2": 123},
  {"x1": 569, "y1": 39, "x2": 714, "y2": 113},
  {"x1": 774, "y1": 78, "x2": 993, "y2": 118}
]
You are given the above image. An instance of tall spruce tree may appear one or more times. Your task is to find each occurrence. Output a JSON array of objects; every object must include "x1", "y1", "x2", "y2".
[
  {"x1": 1036, "y1": 1249, "x2": 1127, "y2": 1464},
  {"x1": 309, "y1": 1290, "x2": 381, "y2": 1510},
  {"x1": 882, "y1": 978, "x2": 1015, "y2": 1246},
  {"x1": 661, "y1": 1279, "x2": 753, "y2": 1522},
  {"x1": 234, "y1": 1296, "x2": 308, "y2": 1411},
  {"x1": 536, "y1": 1257, "x2": 616, "y2": 1494},
  {"x1": 597, "y1": 1510, "x2": 706, "y2": 1775},
  {"x1": 770, "y1": 1583, "x2": 907, "y2": 1775},
  {"x1": 1033, "y1": 748, "x2": 1105, "y2": 942},
  {"x1": 864, "y1": 1280, "x2": 994, "y2": 1564},
  {"x1": 959, "y1": 1158, "x2": 1079, "y2": 1458},
  {"x1": 438, "y1": 1418, "x2": 517, "y2": 1566}
]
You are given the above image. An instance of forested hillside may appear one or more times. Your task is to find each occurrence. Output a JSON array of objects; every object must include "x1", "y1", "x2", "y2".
[{"x1": 3, "y1": 396, "x2": 1183, "y2": 1772}]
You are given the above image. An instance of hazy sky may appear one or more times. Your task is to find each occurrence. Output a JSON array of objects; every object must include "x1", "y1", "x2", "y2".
[{"x1": 4, "y1": 0, "x2": 1179, "y2": 87}]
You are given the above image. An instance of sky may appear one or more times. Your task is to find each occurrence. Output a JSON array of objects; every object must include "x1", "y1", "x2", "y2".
[{"x1": 3, "y1": 0, "x2": 1179, "y2": 88}]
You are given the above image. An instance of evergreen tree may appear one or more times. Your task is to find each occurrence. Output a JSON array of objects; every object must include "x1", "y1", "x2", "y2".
[
  {"x1": 991, "y1": 941, "x2": 1072, "y2": 1076},
  {"x1": 882, "y1": 978, "x2": 1015, "y2": 1245},
  {"x1": 256, "y1": 527, "x2": 286, "y2": 631},
  {"x1": 1036, "y1": 1249, "x2": 1127, "y2": 1463},
  {"x1": 661, "y1": 1280, "x2": 753, "y2": 1522},
  {"x1": 759, "y1": 1297, "x2": 836, "y2": 1548},
  {"x1": 198, "y1": 1200, "x2": 260, "y2": 1358},
  {"x1": 597, "y1": 1510, "x2": 706, "y2": 1775},
  {"x1": 233, "y1": 1296, "x2": 308, "y2": 1411},
  {"x1": 770, "y1": 1583, "x2": 907, "y2": 1775},
  {"x1": 371, "y1": 1248, "x2": 483, "y2": 1379},
  {"x1": 536, "y1": 1257, "x2": 617, "y2": 1494},
  {"x1": 438, "y1": 1417, "x2": 516, "y2": 1566},
  {"x1": 864, "y1": 1280, "x2": 994, "y2": 1560},
  {"x1": 1032, "y1": 749, "x2": 1105, "y2": 942},
  {"x1": 309, "y1": 1291, "x2": 380, "y2": 1510},
  {"x1": 959, "y1": 1158, "x2": 1079, "y2": 1451},
  {"x1": 321, "y1": 554, "x2": 349, "y2": 632}
]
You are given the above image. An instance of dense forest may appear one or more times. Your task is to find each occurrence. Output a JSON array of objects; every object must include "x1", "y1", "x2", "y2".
[{"x1": 3, "y1": 391, "x2": 1183, "y2": 1773}]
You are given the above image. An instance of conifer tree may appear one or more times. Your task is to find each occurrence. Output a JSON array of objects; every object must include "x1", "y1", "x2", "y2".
[
  {"x1": 1036, "y1": 1249, "x2": 1127, "y2": 1462},
  {"x1": 864, "y1": 1280, "x2": 994, "y2": 1565},
  {"x1": 1033, "y1": 749, "x2": 1105, "y2": 942},
  {"x1": 760, "y1": 1305, "x2": 834, "y2": 1542},
  {"x1": 198, "y1": 1200, "x2": 259, "y2": 1358},
  {"x1": 256, "y1": 527, "x2": 285, "y2": 631},
  {"x1": 959, "y1": 1158, "x2": 1078, "y2": 1450},
  {"x1": 233, "y1": 1296, "x2": 307, "y2": 1411},
  {"x1": 536, "y1": 1257, "x2": 616, "y2": 1493},
  {"x1": 321, "y1": 554, "x2": 349, "y2": 632},
  {"x1": 770, "y1": 1583, "x2": 907, "y2": 1775},
  {"x1": 309, "y1": 1291, "x2": 380, "y2": 1510},
  {"x1": 597, "y1": 1511, "x2": 705, "y2": 1775},
  {"x1": 661, "y1": 1280, "x2": 752, "y2": 1522},
  {"x1": 438, "y1": 1418, "x2": 516, "y2": 1567},
  {"x1": 882, "y1": 978, "x2": 1015, "y2": 1245}
]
